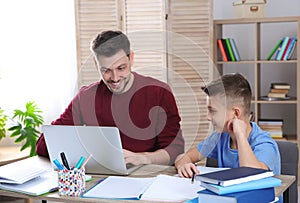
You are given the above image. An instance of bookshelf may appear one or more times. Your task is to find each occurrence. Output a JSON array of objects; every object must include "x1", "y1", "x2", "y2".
[
  {"x1": 213, "y1": 16, "x2": 300, "y2": 182},
  {"x1": 213, "y1": 16, "x2": 300, "y2": 143}
]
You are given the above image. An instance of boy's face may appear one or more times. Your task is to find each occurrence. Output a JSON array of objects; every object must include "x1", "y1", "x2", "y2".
[{"x1": 206, "y1": 95, "x2": 234, "y2": 133}]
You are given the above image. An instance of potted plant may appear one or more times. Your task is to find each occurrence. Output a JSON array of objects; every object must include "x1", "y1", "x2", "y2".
[
  {"x1": 8, "y1": 101, "x2": 44, "y2": 157},
  {"x1": 0, "y1": 108, "x2": 8, "y2": 141}
]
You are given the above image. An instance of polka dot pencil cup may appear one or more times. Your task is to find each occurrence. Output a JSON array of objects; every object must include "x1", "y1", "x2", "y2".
[{"x1": 58, "y1": 167, "x2": 85, "y2": 196}]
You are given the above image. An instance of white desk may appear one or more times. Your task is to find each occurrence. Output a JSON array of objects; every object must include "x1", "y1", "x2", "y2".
[{"x1": 0, "y1": 164, "x2": 296, "y2": 203}]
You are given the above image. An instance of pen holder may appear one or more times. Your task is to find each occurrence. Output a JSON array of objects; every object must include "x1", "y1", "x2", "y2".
[{"x1": 58, "y1": 167, "x2": 85, "y2": 197}]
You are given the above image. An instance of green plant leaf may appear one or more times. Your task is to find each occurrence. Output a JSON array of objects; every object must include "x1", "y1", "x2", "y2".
[
  {"x1": 0, "y1": 108, "x2": 8, "y2": 141},
  {"x1": 8, "y1": 101, "x2": 44, "y2": 157}
]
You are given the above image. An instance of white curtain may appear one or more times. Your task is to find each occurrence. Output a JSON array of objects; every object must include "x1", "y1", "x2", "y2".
[{"x1": 0, "y1": 0, "x2": 77, "y2": 137}]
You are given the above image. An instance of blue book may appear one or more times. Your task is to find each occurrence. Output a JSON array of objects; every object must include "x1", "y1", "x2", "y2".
[
  {"x1": 276, "y1": 36, "x2": 290, "y2": 60},
  {"x1": 283, "y1": 37, "x2": 297, "y2": 60},
  {"x1": 229, "y1": 38, "x2": 240, "y2": 61},
  {"x1": 201, "y1": 177, "x2": 281, "y2": 195},
  {"x1": 198, "y1": 188, "x2": 275, "y2": 203}
]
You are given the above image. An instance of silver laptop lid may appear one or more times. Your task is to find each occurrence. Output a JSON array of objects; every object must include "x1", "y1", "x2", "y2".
[{"x1": 42, "y1": 125, "x2": 131, "y2": 175}]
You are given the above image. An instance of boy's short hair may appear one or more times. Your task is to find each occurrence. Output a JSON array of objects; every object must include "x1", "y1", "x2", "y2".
[
  {"x1": 90, "y1": 30, "x2": 131, "y2": 59},
  {"x1": 202, "y1": 73, "x2": 252, "y2": 115}
]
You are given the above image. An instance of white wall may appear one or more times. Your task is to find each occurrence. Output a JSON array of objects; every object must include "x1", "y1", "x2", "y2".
[
  {"x1": 0, "y1": 0, "x2": 78, "y2": 145},
  {"x1": 213, "y1": 0, "x2": 300, "y2": 135}
]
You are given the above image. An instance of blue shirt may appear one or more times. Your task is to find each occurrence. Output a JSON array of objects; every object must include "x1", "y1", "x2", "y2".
[
  {"x1": 197, "y1": 122, "x2": 281, "y2": 175},
  {"x1": 197, "y1": 122, "x2": 282, "y2": 202}
]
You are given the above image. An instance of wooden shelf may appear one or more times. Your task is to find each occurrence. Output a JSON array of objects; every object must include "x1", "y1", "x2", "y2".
[{"x1": 213, "y1": 16, "x2": 300, "y2": 183}]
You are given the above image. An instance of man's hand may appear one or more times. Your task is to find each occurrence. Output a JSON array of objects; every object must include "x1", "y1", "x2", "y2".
[{"x1": 123, "y1": 149, "x2": 151, "y2": 166}]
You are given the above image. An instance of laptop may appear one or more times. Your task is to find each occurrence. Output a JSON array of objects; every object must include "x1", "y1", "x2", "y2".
[{"x1": 42, "y1": 125, "x2": 141, "y2": 175}]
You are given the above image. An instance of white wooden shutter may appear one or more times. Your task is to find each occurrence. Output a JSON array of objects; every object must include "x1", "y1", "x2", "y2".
[
  {"x1": 168, "y1": 0, "x2": 213, "y2": 151},
  {"x1": 75, "y1": 0, "x2": 213, "y2": 153},
  {"x1": 75, "y1": 0, "x2": 121, "y2": 87},
  {"x1": 124, "y1": 0, "x2": 167, "y2": 82}
]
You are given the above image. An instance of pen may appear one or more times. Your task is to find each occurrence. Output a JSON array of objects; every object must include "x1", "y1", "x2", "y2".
[
  {"x1": 191, "y1": 162, "x2": 198, "y2": 184},
  {"x1": 53, "y1": 159, "x2": 64, "y2": 170},
  {"x1": 191, "y1": 171, "x2": 195, "y2": 184},
  {"x1": 80, "y1": 154, "x2": 92, "y2": 169},
  {"x1": 75, "y1": 156, "x2": 85, "y2": 169},
  {"x1": 60, "y1": 152, "x2": 70, "y2": 170}
]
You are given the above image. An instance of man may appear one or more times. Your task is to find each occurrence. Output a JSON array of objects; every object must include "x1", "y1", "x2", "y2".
[{"x1": 36, "y1": 30, "x2": 184, "y2": 165}]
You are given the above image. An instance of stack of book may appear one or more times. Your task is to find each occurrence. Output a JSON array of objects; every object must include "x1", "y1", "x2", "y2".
[
  {"x1": 195, "y1": 167, "x2": 281, "y2": 203},
  {"x1": 258, "y1": 119, "x2": 284, "y2": 139},
  {"x1": 217, "y1": 38, "x2": 241, "y2": 62},
  {"x1": 267, "y1": 36, "x2": 297, "y2": 61},
  {"x1": 267, "y1": 83, "x2": 290, "y2": 99}
]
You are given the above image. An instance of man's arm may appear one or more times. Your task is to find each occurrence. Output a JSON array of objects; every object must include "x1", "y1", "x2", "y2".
[{"x1": 123, "y1": 149, "x2": 170, "y2": 165}]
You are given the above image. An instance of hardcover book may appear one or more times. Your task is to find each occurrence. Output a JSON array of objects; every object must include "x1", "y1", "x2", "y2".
[
  {"x1": 195, "y1": 167, "x2": 274, "y2": 187},
  {"x1": 225, "y1": 38, "x2": 235, "y2": 61},
  {"x1": 266, "y1": 38, "x2": 283, "y2": 60},
  {"x1": 221, "y1": 38, "x2": 231, "y2": 61},
  {"x1": 200, "y1": 176, "x2": 281, "y2": 195},
  {"x1": 217, "y1": 39, "x2": 228, "y2": 62}
]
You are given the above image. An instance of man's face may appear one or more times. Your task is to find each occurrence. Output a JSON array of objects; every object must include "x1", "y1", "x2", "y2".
[
  {"x1": 98, "y1": 50, "x2": 134, "y2": 94},
  {"x1": 206, "y1": 95, "x2": 233, "y2": 133}
]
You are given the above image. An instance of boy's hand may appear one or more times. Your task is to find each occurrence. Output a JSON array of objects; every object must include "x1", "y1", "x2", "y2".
[
  {"x1": 227, "y1": 117, "x2": 247, "y2": 140},
  {"x1": 177, "y1": 163, "x2": 199, "y2": 178}
]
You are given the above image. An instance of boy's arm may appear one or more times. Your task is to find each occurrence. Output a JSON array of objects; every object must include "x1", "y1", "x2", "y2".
[
  {"x1": 237, "y1": 135, "x2": 269, "y2": 170},
  {"x1": 230, "y1": 118, "x2": 269, "y2": 170},
  {"x1": 175, "y1": 147, "x2": 205, "y2": 178}
]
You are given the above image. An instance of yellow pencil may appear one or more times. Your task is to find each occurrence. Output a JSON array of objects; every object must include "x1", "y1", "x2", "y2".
[{"x1": 80, "y1": 154, "x2": 92, "y2": 169}]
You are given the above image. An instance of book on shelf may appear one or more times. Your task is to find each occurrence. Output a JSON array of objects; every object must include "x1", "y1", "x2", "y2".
[
  {"x1": 248, "y1": 112, "x2": 255, "y2": 122},
  {"x1": 287, "y1": 38, "x2": 297, "y2": 59},
  {"x1": 266, "y1": 38, "x2": 283, "y2": 60},
  {"x1": 258, "y1": 119, "x2": 284, "y2": 126},
  {"x1": 276, "y1": 36, "x2": 290, "y2": 60},
  {"x1": 270, "y1": 83, "x2": 290, "y2": 90},
  {"x1": 225, "y1": 38, "x2": 236, "y2": 61},
  {"x1": 194, "y1": 167, "x2": 274, "y2": 187},
  {"x1": 217, "y1": 39, "x2": 228, "y2": 62},
  {"x1": 200, "y1": 176, "x2": 281, "y2": 195},
  {"x1": 270, "y1": 88, "x2": 289, "y2": 94},
  {"x1": 283, "y1": 37, "x2": 297, "y2": 60},
  {"x1": 280, "y1": 37, "x2": 292, "y2": 60},
  {"x1": 221, "y1": 39, "x2": 232, "y2": 61},
  {"x1": 198, "y1": 187, "x2": 275, "y2": 203},
  {"x1": 267, "y1": 92, "x2": 287, "y2": 99},
  {"x1": 274, "y1": 37, "x2": 284, "y2": 60},
  {"x1": 229, "y1": 38, "x2": 241, "y2": 61}
]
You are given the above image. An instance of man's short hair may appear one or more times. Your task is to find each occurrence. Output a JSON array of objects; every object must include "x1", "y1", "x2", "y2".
[
  {"x1": 202, "y1": 73, "x2": 252, "y2": 114},
  {"x1": 90, "y1": 30, "x2": 130, "y2": 59}
]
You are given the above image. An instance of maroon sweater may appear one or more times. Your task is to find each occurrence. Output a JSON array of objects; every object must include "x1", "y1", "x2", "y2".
[{"x1": 36, "y1": 72, "x2": 184, "y2": 164}]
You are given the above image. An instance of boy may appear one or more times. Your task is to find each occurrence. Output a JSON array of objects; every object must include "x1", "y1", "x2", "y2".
[{"x1": 175, "y1": 73, "x2": 281, "y2": 178}]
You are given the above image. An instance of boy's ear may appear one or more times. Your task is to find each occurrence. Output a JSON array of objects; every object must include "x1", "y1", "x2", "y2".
[{"x1": 233, "y1": 107, "x2": 241, "y2": 118}]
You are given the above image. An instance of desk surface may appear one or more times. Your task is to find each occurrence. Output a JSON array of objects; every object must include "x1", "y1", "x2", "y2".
[
  {"x1": 0, "y1": 146, "x2": 29, "y2": 166},
  {"x1": 0, "y1": 164, "x2": 296, "y2": 203}
]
